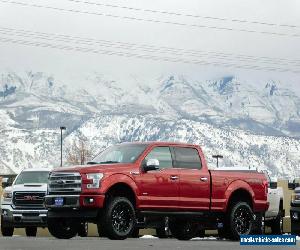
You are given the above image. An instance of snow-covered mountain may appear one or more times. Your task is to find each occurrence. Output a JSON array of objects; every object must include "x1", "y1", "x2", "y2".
[{"x1": 0, "y1": 71, "x2": 299, "y2": 178}]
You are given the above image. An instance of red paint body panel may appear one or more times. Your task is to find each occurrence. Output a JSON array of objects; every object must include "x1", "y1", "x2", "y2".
[{"x1": 51, "y1": 142, "x2": 268, "y2": 213}]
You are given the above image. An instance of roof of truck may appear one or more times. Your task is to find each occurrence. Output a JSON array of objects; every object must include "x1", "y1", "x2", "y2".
[{"x1": 121, "y1": 141, "x2": 198, "y2": 147}]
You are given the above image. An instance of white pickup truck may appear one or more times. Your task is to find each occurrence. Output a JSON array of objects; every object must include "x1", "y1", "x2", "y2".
[
  {"x1": 1, "y1": 168, "x2": 50, "y2": 236},
  {"x1": 1, "y1": 168, "x2": 88, "y2": 237},
  {"x1": 264, "y1": 175, "x2": 284, "y2": 234}
]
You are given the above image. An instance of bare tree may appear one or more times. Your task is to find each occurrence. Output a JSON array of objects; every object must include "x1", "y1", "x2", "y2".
[{"x1": 66, "y1": 135, "x2": 92, "y2": 165}]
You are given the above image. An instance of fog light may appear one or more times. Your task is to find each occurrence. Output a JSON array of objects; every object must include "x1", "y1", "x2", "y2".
[
  {"x1": 292, "y1": 212, "x2": 299, "y2": 220},
  {"x1": 2, "y1": 210, "x2": 7, "y2": 216},
  {"x1": 84, "y1": 197, "x2": 94, "y2": 204}
]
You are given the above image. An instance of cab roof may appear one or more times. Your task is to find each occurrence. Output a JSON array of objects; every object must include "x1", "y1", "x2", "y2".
[{"x1": 120, "y1": 141, "x2": 198, "y2": 147}]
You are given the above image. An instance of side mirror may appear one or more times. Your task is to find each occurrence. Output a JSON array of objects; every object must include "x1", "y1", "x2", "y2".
[
  {"x1": 1, "y1": 178, "x2": 10, "y2": 189},
  {"x1": 269, "y1": 182, "x2": 277, "y2": 189},
  {"x1": 144, "y1": 159, "x2": 159, "y2": 172}
]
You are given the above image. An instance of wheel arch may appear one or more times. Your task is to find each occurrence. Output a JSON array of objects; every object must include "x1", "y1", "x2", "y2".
[
  {"x1": 225, "y1": 182, "x2": 255, "y2": 212},
  {"x1": 103, "y1": 177, "x2": 138, "y2": 208}
]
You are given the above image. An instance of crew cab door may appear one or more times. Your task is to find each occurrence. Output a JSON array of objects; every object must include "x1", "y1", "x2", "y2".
[
  {"x1": 172, "y1": 146, "x2": 210, "y2": 210},
  {"x1": 134, "y1": 146, "x2": 179, "y2": 210}
]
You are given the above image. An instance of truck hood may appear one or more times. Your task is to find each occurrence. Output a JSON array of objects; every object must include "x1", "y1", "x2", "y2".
[
  {"x1": 52, "y1": 163, "x2": 137, "y2": 174},
  {"x1": 12, "y1": 183, "x2": 48, "y2": 192}
]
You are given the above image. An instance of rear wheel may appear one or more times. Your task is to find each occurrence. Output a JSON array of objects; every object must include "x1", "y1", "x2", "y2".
[
  {"x1": 47, "y1": 218, "x2": 79, "y2": 239},
  {"x1": 228, "y1": 202, "x2": 254, "y2": 240},
  {"x1": 169, "y1": 219, "x2": 197, "y2": 240},
  {"x1": 156, "y1": 217, "x2": 170, "y2": 238},
  {"x1": 25, "y1": 226, "x2": 37, "y2": 237},
  {"x1": 97, "y1": 225, "x2": 107, "y2": 237},
  {"x1": 100, "y1": 196, "x2": 136, "y2": 240},
  {"x1": 270, "y1": 212, "x2": 283, "y2": 235}
]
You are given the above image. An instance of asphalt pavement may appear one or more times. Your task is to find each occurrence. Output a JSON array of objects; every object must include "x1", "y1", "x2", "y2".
[{"x1": 0, "y1": 236, "x2": 298, "y2": 250}]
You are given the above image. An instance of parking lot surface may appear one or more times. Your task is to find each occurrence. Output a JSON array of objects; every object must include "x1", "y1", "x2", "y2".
[{"x1": 0, "y1": 236, "x2": 298, "y2": 250}]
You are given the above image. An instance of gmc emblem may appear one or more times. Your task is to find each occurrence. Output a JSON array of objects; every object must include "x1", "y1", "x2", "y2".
[{"x1": 23, "y1": 195, "x2": 39, "y2": 201}]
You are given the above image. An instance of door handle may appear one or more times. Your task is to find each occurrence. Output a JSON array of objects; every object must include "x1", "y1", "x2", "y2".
[
  {"x1": 200, "y1": 177, "x2": 208, "y2": 182},
  {"x1": 170, "y1": 175, "x2": 179, "y2": 180}
]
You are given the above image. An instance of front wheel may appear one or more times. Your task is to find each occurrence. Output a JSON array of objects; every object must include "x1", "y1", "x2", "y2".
[
  {"x1": 25, "y1": 226, "x2": 37, "y2": 237},
  {"x1": 47, "y1": 218, "x2": 79, "y2": 239},
  {"x1": 101, "y1": 196, "x2": 136, "y2": 240}
]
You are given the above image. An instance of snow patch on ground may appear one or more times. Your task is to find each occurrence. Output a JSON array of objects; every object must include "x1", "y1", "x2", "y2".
[
  {"x1": 139, "y1": 235, "x2": 158, "y2": 239},
  {"x1": 191, "y1": 237, "x2": 218, "y2": 241}
]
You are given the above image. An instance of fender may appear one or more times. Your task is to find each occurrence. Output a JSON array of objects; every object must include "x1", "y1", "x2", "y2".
[
  {"x1": 224, "y1": 180, "x2": 255, "y2": 211},
  {"x1": 99, "y1": 173, "x2": 139, "y2": 204}
]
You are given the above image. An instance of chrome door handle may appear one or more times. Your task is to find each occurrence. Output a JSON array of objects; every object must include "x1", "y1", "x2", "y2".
[
  {"x1": 200, "y1": 177, "x2": 208, "y2": 182},
  {"x1": 170, "y1": 176, "x2": 179, "y2": 180}
]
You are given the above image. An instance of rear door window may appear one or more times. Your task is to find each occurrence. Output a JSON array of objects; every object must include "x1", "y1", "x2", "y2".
[{"x1": 173, "y1": 147, "x2": 202, "y2": 170}]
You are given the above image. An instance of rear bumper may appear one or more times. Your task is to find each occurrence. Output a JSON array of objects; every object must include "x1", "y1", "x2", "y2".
[
  {"x1": 44, "y1": 194, "x2": 105, "y2": 209},
  {"x1": 290, "y1": 206, "x2": 300, "y2": 235},
  {"x1": 1, "y1": 204, "x2": 47, "y2": 228}
]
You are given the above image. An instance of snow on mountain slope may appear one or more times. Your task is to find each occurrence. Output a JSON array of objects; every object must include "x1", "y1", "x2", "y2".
[{"x1": 0, "y1": 71, "x2": 299, "y2": 177}]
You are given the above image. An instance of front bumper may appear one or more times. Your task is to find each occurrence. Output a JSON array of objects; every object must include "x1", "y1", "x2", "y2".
[
  {"x1": 44, "y1": 194, "x2": 105, "y2": 209},
  {"x1": 1, "y1": 204, "x2": 47, "y2": 228},
  {"x1": 290, "y1": 205, "x2": 300, "y2": 235}
]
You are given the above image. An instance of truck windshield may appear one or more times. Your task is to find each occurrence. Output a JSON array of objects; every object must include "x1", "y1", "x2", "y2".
[
  {"x1": 91, "y1": 144, "x2": 148, "y2": 164},
  {"x1": 14, "y1": 171, "x2": 50, "y2": 185}
]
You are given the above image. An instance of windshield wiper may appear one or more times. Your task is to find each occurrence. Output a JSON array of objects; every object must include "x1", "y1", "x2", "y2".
[
  {"x1": 87, "y1": 161, "x2": 120, "y2": 165},
  {"x1": 87, "y1": 161, "x2": 100, "y2": 165}
]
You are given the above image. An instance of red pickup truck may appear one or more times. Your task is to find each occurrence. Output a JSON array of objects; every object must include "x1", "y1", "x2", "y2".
[{"x1": 45, "y1": 142, "x2": 269, "y2": 240}]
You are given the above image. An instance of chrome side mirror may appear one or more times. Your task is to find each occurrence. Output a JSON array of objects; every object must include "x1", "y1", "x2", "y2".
[{"x1": 144, "y1": 159, "x2": 159, "y2": 172}]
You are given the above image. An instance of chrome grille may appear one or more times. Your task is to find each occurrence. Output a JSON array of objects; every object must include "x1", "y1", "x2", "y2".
[
  {"x1": 13, "y1": 191, "x2": 46, "y2": 208},
  {"x1": 48, "y1": 172, "x2": 81, "y2": 195}
]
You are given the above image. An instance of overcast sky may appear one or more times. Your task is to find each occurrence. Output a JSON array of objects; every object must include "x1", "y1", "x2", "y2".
[{"x1": 0, "y1": 0, "x2": 299, "y2": 88}]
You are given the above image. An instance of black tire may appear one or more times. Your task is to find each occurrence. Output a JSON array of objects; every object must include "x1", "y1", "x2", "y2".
[
  {"x1": 25, "y1": 226, "x2": 37, "y2": 237},
  {"x1": 78, "y1": 222, "x2": 88, "y2": 237},
  {"x1": 97, "y1": 225, "x2": 107, "y2": 237},
  {"x1": 270, "y1": 212, "x2": 283, "y2": 235},
  {"x1": 198, "y1": 229, "x2": 205, "y2": 238},
  {"x1": 101, "y1": 196, "x2": 136, "y2": 240},
  {"x1": 47, "y1": 218, "x2": 79, "y2": 239},
  {"x1": 156, "y1": 217, "x2": 170, "y2": 238},
  {"x1": 228, "y1": 202, "x2": 254, "y2": 240},
  {"x1": 217, "y1": 227, "x2": 228, "y2": 239},
  {"x1": 130, "y1": 228, "x2": 140, "y2": 238},
  {"x1": 169, "y1": 219, "x2": 197, "y2": 240},
  {"x1": 1, "y1": 224, "x2": 14, "y2": 237},
  {"x1": 252, "y1": 213, "x2": 264, "y2": 235}
]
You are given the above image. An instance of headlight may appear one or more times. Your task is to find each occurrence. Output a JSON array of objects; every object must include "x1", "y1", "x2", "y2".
[
  {"x1": 86, "y1": 173, "x2": 103, "y2": 189},
  {"x1": 291, "y1": 193, "x2": 300, "y2": 203},
  {"x1": 2, "y1": 191, "x2": 12, "y2": 200}
]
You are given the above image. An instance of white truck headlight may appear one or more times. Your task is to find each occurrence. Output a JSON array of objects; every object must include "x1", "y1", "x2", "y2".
[
  {"x1": 86, "y1": 173, "x2": 103, "y2": 189},
  {"x1": 2, "y1": 191, "x2": 12, "y2": 200}
]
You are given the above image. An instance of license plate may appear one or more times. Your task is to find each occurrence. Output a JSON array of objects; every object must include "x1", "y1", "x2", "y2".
[{"x1": 54, "y1": 197, "x2": 64, "y2": 206}]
